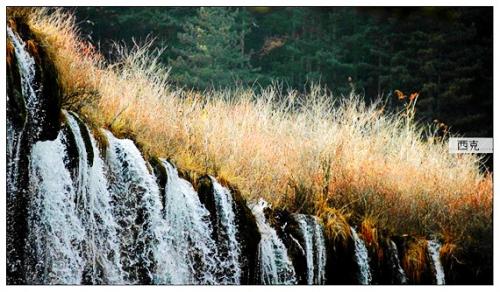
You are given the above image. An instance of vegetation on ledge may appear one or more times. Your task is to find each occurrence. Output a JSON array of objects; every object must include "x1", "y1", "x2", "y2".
[{"x1": 8, "y1": 7, "x2": 492, "y2": 281}]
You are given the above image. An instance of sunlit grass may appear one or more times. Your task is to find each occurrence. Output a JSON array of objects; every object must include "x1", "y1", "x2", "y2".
[{"x1": 13, "y1": 8, "x2": 492, "y2": 250}]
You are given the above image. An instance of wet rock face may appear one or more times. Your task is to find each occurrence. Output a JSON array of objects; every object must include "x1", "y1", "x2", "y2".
[
  {"x1": 34, "y1": 41, "x2": 62, "y2": 142},
  {"x1": 379, "y1": 238, "x2": 405, "y2": 284},
  {"x1": 60, "y1": 119, "x2": 80, "y2": 183},
  {"x1": 149, "y1": 157, "x2": 168, "y2": 211},
  {"x1": 226, "y1": 185, "x2": 261, "y2": 284},
  {"x1": 197, "y1": 176, "x2": 218, "y2": 238},
  {"x1": 7, "y1": 39, "x2": 26, "y2": 130},
  {"x1": 264, "y1": 209, "x2": 308, "y2": 284},
  {"x1": 324, "y1": 232, "x2": 358, "y2": 284}
]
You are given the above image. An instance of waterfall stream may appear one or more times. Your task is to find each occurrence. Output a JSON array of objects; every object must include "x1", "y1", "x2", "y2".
[
  {"x1": 27, "y1": 131, "x2": 86, "y2": 284},
  {"x1": 105, "y1": 131, "x2": 170, "y2": 284},
  {"x1": 427, "y1": 240, "x2": 446, "y2": 285},
  {"x1": 65, "y1": 113, "x2": 125, "y2": 284},
  {"x1": 250, "y1": 199, "x2": 297, "y2": 284},
  {"x1": 210, "y1": 177, "x2": 242, "y2": 284},
  {"x1": 7, "y1": 27, "x2": 43, "y2": 137},
  {"x1": 294, "y1": 214, "x2": 327, "y2": 284},
  {"x1": 388, "y1": 240, "x2": 407, "y2": 284},
  {"x1": 7, "y1": 26, "x2": 38, "y2": 196},
  {"x1": 351, "y1": 227, "x2": 372, "y2": 284},
  {"x1": 161, "y1": 160, "x2": 220, "y2": 284}
]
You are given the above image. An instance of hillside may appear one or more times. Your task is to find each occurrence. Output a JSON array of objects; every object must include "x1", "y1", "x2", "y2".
[{"x1": 6, "y1": 7, "x2": 493, "y2": 285}]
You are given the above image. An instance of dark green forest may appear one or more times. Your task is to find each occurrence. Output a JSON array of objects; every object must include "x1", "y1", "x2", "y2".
[{"x1": 71, "y1": 7, "x2": 493, "y2": 140}]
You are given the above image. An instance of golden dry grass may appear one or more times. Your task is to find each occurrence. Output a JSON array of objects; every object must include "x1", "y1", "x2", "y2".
[
  {"x1": 402, "y1": 239, "x2": 430, "y2": 283},
  {"x1": 10, "y1": 8, "x2": 492, "y2": 247}
]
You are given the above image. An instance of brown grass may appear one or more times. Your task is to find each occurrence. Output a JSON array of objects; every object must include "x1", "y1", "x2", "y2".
[
  {"x1": 402, "y1": 239, "x2": 430, "y2": 283},
  {"x1": 360, "y1": 217, "x2": 379, "y2": 248},
  {"x1": 318, "y1": 207, "x2": 352, "y2": 247},
  {"x1": 9, "y1": 8, "x2": 493, "y2": 249}
]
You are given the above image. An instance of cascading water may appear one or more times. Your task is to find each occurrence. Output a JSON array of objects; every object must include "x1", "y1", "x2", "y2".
[
  {"x1": 65, "y1": 113, "x2": 125, "y2": 284},
  {"x1": 210, "y1": 177, "x2": 242, "y2": 284},
  {"x1": 160, "y1": 160, "x2": 220, "y2": 284},
  {"x1": 427, "y1": 240, "x2": 446, "y2": 285},
  {"x1": 105, "y1": 131, "x2": 172, "y2": 284},
  {"x1": 250, "y1": 199, "x2": 297, "y2": 284},
  {"x1": 294, "y1": 214, "x2": 327, "y2": 284},
  {"x1": 351, "y1": 227, "x2": 372, "y2": 285},
  {"x1": 388, "y1": 240, "x2": 407, "y2": 284},
  {"x1": 6, "y1": 108, "x2": 23, "y2": 196},
  {"x1": 26, "y1": 131, "x2": 86, "y2": 284},
  {"x1": 7, "y1": 27, "x2": 43, "y2": 136},
  {"x1": 6, "y1": 27, "x2": 39, "y2": 196}
]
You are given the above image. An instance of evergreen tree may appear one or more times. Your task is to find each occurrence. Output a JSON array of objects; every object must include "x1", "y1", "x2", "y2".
[{"x1": 169, "y1": 7, "x2": 258, "y2": 89}]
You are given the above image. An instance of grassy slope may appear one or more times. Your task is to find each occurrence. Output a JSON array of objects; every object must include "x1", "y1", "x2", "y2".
[{"x1": 10, "y1": 8, "x2": 492, "y2": 258}]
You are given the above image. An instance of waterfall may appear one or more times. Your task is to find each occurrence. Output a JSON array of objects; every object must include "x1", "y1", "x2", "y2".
[
  {"x1": 105, "y1": 131, "x2": 171, "y2": 284},
  {"x1": 160, "y1": 160, "x2": 220, "y2": 284},
  {"x1": 7, "y1": 26, "x2": 38, "y2": 196},
  {"x1": 294, "y1": 214, "x2": 327, "y2": 284},
  {"x1": 65, "y1": 113, "x2": 124, "y2": 284},
  {"x1": 26, "y1": 131, "x2": 86, "y2": 284},
  {"x1": 210, "y1": 177, "x2": 242, "y2": 284},
  {"x1": 250, "y1": 199, "x2": 296, "y2": 284},
  {"x1": 388, "y1": 240, "x2": 407, "y2": 284},
  {"x1": 7, "y1": 27, "x2": 43, "y2": 137},
  {"x1": 427, "y1": 240, "x2": 446, "y2": 285},
  {"x1": 351, "y1": 227, "x2": 372, "y2": 284}
]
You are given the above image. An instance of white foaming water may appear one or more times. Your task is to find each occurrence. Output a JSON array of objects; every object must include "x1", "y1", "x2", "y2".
[
  {"x1": 210, "y1": 177, "x2": 242, "y2": 284},
  {"x1": 160, "y1": 160, "x2": 220, "y2": 284},
  {"x1": 351, "y1": 227, "x2": 372, "y2": 284},
  {"x1": 388, "y1": 240, "x2": 407, "y2": 284},
  {"x1": 65, "y1": 114, "x2": 124, "y2": 284},
  {"x1": 294, "y1": 214, "x2": 327, "y2": 284},
  {"x1": 427, "y1": 240, "x2": 446, "y2": 285},
  {"x1": 27, "y1": 131, "x2": 86, "y2": 284},
  {"x1": 312, "y1": 217, "x2": 327, "y2": 284},
  {"x1": 250, "y1": 199, "x2": 296, "y2": 284},
  {"x1": 105, "y1": 131, "x2": 172, "y2": 284}
]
